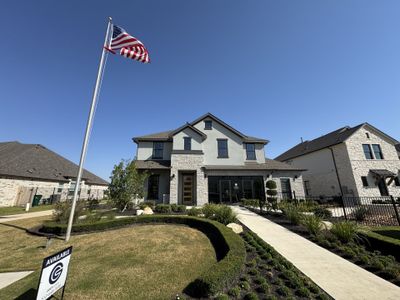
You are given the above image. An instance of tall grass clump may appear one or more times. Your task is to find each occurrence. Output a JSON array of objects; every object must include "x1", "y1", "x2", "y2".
[
  {"x1": 301, "y1": 214, "x2": 322, "y2": 235},
  {"x1": 330, "y1": 221, "x2": 358, "y2": 243},
  {"x1": 283, "y1": 205, "x2": 302, "y2": 225}
]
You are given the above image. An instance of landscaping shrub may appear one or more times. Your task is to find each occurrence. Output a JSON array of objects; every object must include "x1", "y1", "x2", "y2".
[
  {"x1": 174, "y1": 205, "x2": 187, "y2": 213},
  {"x1": 154, "y1": 204, "x2": 172, "y2": 213},
  {"x1": 87, "y1": 197, "x2": 100, "y2": 211},
  {"x1": 296, "y1": 286, "x2": 311, "y2": 297},
  {"x1": 283, "y1": 205, "x2": 302, "y2": 225},
  {"x1": 188, "y1": 207, "x2": 202, "y2": 216},
  {"x1": 266, "y1": 180, "x2": 278, "y2": 210},
  {"x1": 241, "y1": 199, "x2": 259, "y2": 208},
  {"x1": 202, "y1": 204, "x2": 237, "y2": 225},
  {"x1": 353, "y1": 206, "x2": 369, "y2": 221},
  {"x1": 228, "y1": 286, "x2": 241, "y2": 298},
  {"x1": 276, "y1": 285, "x2": 290, "y2": 296},
  {"x1": 257, "y1": 282, "x2": 270, "y2": 294},
  {"x1": 243, "y1": 292, "x2": 259, "y2": 300},
  {"x1": 301, "y1": 214, "x2": 322, "y2": 235},
  {"x1": 330, "y1": 221, "x2": 358, "y2": 243},
  {"x1": 239, "y1": 281, "x2": 251, "y2": 291},
  {"x1": 313, "y1": 207, "x2": 332, "y2": 219},
  {"x1": 139, "y1": 200, "x2": 156, "y2": 209},
  {"x1": 53, "y1": 200, "x2": 86, "y2": 224},
  {"x1": 41, "y1": 215, "x2": 245, "y2": 298},
  {"x1": 214, "y1": 294, "x2": 229, "y2": 300}
]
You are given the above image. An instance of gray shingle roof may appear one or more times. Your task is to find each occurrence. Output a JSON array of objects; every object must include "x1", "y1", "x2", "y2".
[
  {"x1": 204, "y1": 159, "x2": 305, "y2": 171},
  {"x1": 135, "y1": 160, "x2": 171, "y2": 170},
  {"x1": 275, "y1": 124, "x2": 366, "y2": 161},
  {"x1": 0, "y1": 142, "x2": 108, "y2": 185},
  {"x1": 133, "y1": 113, "x2": 268, "y2": 144}
]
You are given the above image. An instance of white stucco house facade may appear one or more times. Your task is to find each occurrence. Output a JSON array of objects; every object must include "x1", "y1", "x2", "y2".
[
  {"x1": 276, "y1": 123, "x2": 400, "y2": 198},
  {"x1": 133, "y1": 113, "x2": 305, "y2": 206},
  {"x1": 0, "y1": 141, "x2": 109, "y2": 207}
]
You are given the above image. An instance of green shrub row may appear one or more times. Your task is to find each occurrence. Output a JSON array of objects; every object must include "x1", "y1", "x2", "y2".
[
  {"x1": 138, "y1": 200, "x2": 156, "y2": 209},
  {"x1": 154, "y1": 204, "x2": 186, "y2": 213},
  {"x1": 40, "y1": 215, "x2": 246, "y2": 297}
]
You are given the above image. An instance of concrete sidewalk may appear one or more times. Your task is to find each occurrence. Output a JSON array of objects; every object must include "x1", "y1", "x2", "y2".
[
  {"x1": 0, "y1": 210, "x2": 53, "y2": 223},
  {"x1": 232, "y1": 206, "x2": 400, "y2": 300},
  {"x1": 0, "y1": 271, "x2": 33, "y2": 290}
]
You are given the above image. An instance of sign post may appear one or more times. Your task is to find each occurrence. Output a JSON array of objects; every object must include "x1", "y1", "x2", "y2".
[{"x1": 36, "y1": 246, "x2": 73, "y2": 300}]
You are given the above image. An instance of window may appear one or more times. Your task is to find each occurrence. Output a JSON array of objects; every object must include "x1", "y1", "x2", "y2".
[
  {"x1": 366, "y1": 133, "x2": 370, "y2": 139},
  {"x1": 394, "y1": 177, "x2": 400, "y2": 187},
  {"x1": 372, "y1": 144, "x2": 384, "y2": 159},
  {"x1": 204, "y1": 120, "x2": 212, "y2": 130},
  {"x1": 217, "y1": 139, "x2": 228, "y2": 158},
  {"x1": 246, "y1": 143, "x2": 256, "y2": 160},
  {"x1": 183, "y1": 137, "x2": 191, "y2": 151},
  {"x1": 362, "y1": 144, "x2": 373, "y2": 159},
  {"x1": 152, "y1": 142, "x2": 164, "y2": 159},
  {"x1": 361, "y1": 176, "x2": 369, "y2": 187}
]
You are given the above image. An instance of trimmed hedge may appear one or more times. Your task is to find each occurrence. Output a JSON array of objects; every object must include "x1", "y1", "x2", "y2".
[
  {"x1": 360, "y1": 230, "x2": 400, "y2": 261},
  {"x1": 40, "y1": 215, "x2": 246, "y2": 297}
]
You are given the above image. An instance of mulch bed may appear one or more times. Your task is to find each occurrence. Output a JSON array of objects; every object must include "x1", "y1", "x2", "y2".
[{"x1": 249, "y1": 208, "x2": 400, "y2": 287}]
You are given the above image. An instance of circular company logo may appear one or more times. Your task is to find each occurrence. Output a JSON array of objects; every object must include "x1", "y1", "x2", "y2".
[{"x1": 49, "y1": 262, "x2": 63, "y2": 284}]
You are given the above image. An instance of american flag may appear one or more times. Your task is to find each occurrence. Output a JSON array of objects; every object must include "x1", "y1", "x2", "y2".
[{"x1": 110, "y1": 25, "x2": 150, "y2": 63}]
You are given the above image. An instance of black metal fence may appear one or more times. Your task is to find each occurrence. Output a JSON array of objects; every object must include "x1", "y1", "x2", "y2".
[{"x1": 285, "y1": 194, "x2": 400, "y2": 227}]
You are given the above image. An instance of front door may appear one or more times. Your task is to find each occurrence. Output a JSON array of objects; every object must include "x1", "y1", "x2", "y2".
[
  {"x1": 182, "y1": 174, "x2": 195, "y2": 205},
  {"x1": 280, "y1": 178, "x2": 292, "y2": 199},
  {"x1": 377, "y1": 178, "x2": 389, "y2": 196},
  {"x1": 220, "y1": 180, "x2": 232, "y2": 203}
]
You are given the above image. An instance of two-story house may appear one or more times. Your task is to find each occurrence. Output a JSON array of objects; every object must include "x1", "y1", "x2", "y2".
[
  {"x1": 133, "y1": 113, "x2": 305, "y2": 205},
  {"x1": 276, "y1": 123, "x2": 400, "y2": 198}
]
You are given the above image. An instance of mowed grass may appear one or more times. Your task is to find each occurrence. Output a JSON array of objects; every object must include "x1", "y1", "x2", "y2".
[
  {"x1": 0, "y1": 217, "x2": 217, "y2": 299},
  {"x1": 373, "y1": 226, "x2": 400, "y2": 241},
  {"x1": 0, "y1": 204, "x2": 53, "y2": 216}
]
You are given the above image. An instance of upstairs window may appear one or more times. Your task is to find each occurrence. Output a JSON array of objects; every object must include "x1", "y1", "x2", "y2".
[
  {"x1": 246, "y1": 143, "x2": 256, "y2": 160},
  {"x1": 152, "y1": 142, "x2": 164, "y2": 159},
  {"x1": 204, "y1": 120, "x2": 212, "y2": 130},
  {"x1": 394, "y1": 176, "x2": 400, "y2": 187},
  {"x1": 372, "y1": 144, "x2": 384, "y2": 159},
  {"x1": 183, "y1": 137, "x2": 191, "y2": 151},
  {"x1": 362, "y1": 144, "x2": 373, "y2": 159},
  {"x1": 217, "y1": 139, "x2": 228, "y2": 158},
  {"x1": 366, "y1": 133, "x2": 370, "y2": 139},
  {"x1": 361, "y1": 176, "x2": 369, "y2": 187}
]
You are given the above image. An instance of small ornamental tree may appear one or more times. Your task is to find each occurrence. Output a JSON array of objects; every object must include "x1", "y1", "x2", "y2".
[
  {"x1": 108, "y1": 159, "x2": 148, "y2": 211},
  {"x1": 266, "y1": 180, "x2": 278, "y2": 211}
]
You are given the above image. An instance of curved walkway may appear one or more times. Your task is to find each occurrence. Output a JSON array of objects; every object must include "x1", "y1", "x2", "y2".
[
  {"x1": 232, "y1": 206, "x2": 400, "y2": 300},
  {"x1": 0, "y1": 210, "x2": 53, "y2": 223}
]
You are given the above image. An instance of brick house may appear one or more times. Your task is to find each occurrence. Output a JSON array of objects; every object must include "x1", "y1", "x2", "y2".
[
  {"x1": 275, "y1": 123, "x2": 400, "y2": 198},
  {"x1": 133, "y1": 113, "x2": 305, "y2": 205},
  {"x1": 0, "y1": 141, "x2": 109, "y2": 207}
]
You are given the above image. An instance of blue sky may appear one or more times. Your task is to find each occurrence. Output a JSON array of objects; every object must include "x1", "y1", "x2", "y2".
[{"x1": 1, "y1": 1, "x2": 399, "y2": 180}]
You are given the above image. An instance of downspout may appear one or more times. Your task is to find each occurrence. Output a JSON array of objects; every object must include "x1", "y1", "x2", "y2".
[{"x1": 329, "y1": 147, "x2": 344, "y2": 197}]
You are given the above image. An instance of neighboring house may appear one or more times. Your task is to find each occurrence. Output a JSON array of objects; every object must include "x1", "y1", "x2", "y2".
[
  {"x1": 0, "y1": 141, "x2": 109, "y2": 207},
  {"x1": 133, "y1": 113, "x2": 305, "y2": 205},
  {"x1": 275, "y1": 123, "x2": 400, "y2": 198}
]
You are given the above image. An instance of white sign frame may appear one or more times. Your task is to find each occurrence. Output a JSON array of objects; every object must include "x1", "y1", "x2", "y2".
[{"x1": 36, "y1": 246, "x2": 73, "y2": 300}]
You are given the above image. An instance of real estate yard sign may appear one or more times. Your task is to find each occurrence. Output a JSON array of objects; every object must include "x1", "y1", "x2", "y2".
[{"x1": 36, "y1": 246, "x2": 72, "y2": 300}]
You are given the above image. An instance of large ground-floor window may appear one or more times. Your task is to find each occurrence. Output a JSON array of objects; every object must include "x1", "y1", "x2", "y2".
[{"x1": 208, "y1": 176, "x2": 265, "y2": 203}]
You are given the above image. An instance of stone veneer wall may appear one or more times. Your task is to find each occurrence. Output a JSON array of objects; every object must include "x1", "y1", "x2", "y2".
[
  {"x1": 0, "y1": 177, "x2": 107, "y2": 207},
  {"x1": 344, "y1": 127, "x2": 400, "y2": 197},
  {"x1": 169, "y1": 154, "x2": 208, "y2": 205}
]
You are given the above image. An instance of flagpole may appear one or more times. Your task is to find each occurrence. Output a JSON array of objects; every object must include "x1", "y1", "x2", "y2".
[{"x1": 65, "y1": 17, "x2": 113, "y2": 242}]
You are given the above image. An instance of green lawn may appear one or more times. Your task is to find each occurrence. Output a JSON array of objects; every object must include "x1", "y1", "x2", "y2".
[
  {"x1": 0, "y1": 217, "x2": 217, "y2": 299},
  {"x1": 0, "y1": 205, "x2": 54, "y2": 216},
  {"x1": 373, "y1": 226, "x2": 400, "y2": 241}
]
